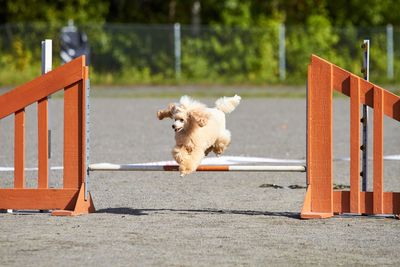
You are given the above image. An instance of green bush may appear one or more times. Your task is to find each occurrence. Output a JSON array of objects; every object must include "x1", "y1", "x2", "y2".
[{"x1": 0, "y1": 23, "x2": 399, "y2": 87}]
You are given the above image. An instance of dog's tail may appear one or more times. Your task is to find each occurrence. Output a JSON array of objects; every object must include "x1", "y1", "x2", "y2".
[{"x1": 215, "y1": 95, "x2": 241, "y2": 114}]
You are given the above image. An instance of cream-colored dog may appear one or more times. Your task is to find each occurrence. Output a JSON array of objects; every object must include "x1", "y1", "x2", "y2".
[{"x1": 157, "y1": 95, "x2": 241, "y2": 176}]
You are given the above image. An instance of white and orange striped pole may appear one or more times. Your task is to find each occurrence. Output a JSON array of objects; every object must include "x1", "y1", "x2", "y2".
[{"x1": 89, "y1": 163, "x2": 306, "y2": 172}]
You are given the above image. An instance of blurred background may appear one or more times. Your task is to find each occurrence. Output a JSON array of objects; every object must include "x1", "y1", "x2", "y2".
[{"x1": 0, "y1": 0, "x2": 400, "y2": 89}]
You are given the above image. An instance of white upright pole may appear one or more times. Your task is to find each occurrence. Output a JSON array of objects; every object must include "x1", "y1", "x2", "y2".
[
  {"x1": 41, "y1": 39, "x2": 52, "y2": 181},
  {"x1": 174, "y1": 23, "x2": 181, "y2": 80},
  {"x1": 41, "y1": 40, "x2": 52, "y2": 74},
  {"x1": 387, "y1": 24, "x2": 394, "y2": 80},
  {"x1": 361, "y1": 40, "x2": 369, "y2": 192},
  {"x1": 279, "y1": 24, "x2": 286, "y2": 81}
]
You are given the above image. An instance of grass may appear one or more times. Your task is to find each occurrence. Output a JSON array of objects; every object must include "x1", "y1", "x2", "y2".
[
  {"x1": 87, "y1": 83, "x2": 400, "y2": 99},
  {"x1": 1, "y1": 62, "x2": 399, "y2": 99},
  {"x1": 88, "y1": 85, "x2": 307, "y2": 99},
  {"x1": 3, "y1": 83, "x2": 399, "y2": 99}
]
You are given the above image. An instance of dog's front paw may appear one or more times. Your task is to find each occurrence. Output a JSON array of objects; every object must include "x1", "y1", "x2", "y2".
[
  {"x1": 179, "y1": 165, "x2": 196, "y2": 177},
  {"x1": 179, "y1": 168, "x2": 192, "y2": 177}
]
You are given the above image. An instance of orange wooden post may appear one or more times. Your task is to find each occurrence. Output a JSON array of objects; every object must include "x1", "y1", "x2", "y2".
[
  {"x1": 373, "y1": 87, "x2": 384, "y2": 214},
  {"x1": 63, "y1": 81, "x2": 83, "y2": 189},
  {"x1": 14, "y1": 109, "x2": 25, "y2": 189},
  {"x1": 38, "y1": 98, "x2": 48, "y2": 189},
  {"x1": 301, "y1": 55, "x2": 334, "y2": 219},
  {"x1": 350, "y1": 75, "x2": 361, "y2": 213}
]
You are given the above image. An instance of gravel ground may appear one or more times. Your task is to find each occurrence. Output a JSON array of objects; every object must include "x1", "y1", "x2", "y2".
[{"x1": 1, "y1": 91, "x2": 400, "y2": 266}]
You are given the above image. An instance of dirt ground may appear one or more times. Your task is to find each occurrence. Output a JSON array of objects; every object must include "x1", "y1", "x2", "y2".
[{"x1": 1, "y1": 90, "x2": 400, "y2": 266}]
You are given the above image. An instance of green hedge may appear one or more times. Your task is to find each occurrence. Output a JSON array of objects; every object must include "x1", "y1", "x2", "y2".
[{"x1": 0, "y1": 22, "x2": 398, "y2": 87}]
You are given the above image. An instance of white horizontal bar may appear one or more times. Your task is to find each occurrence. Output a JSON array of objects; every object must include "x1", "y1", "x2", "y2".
[
  {"x1": 88, "y1": 163, "x2": 306, "y2": 172},
  {"x1": 89, "y1": 163, "x2": 166, "y2": 171},
  {"x1": 0, "y1": 166, "x2": 63, "y2": 172},
  {"x1": 228, "y1": 165, "x2": 306, "y2": 172}
]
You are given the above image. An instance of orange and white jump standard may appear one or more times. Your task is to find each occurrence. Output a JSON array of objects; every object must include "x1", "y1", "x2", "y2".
[
  {"x1": 301, "y1": 55, "x2": 400, "y2": 219},
  {"x1": 0, "y1": 55, "x2": 94, "y2": 216}
]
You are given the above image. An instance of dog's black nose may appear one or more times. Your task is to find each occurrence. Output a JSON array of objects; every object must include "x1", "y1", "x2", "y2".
[{"x1": 172, "y1": 125, "x2": 176, "y2": 129}]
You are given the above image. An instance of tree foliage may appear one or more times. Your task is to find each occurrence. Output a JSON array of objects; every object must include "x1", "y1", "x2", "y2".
[
  {"x1": 0, "y1": 0, "x2": 109, "y2": 24},
  {"x1": 0, "y1": 0, "x2": 399, "y2": 85},
  {"x1": 1, "y1": 0, "x2": 399, "y2": 26}
]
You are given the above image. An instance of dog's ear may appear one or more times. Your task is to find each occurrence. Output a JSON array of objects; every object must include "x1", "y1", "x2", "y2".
[
  {"x1": 189, "y1": 109, "x2": 209, "y2": 127},
  {"x1": 157, "y1": 103, "x2": 175, "y2": 120}
]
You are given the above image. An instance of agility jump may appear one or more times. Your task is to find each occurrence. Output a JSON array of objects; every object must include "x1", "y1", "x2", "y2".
[{"x1": 0, "y1": 42, "x2": 399, "y2": 218}]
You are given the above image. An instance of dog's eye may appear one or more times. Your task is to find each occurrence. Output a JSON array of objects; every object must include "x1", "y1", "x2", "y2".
[{"x1": 179, "y1": 119, "x2": 184, "y2": 122}]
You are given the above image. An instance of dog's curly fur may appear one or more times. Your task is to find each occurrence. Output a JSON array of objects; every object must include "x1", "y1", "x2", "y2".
[{"x1": 157, "y1": 95, "x2": 241, "y2": 176}]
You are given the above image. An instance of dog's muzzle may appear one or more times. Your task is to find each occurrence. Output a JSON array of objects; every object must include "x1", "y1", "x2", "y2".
[{"x1": 172, "y1": 125, "x2": 182, "y2": 132}]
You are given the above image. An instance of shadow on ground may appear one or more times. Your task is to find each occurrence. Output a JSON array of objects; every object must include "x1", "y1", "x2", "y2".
[{"x1": 96, "y1": 207, "x2": 300, "y2": 219}]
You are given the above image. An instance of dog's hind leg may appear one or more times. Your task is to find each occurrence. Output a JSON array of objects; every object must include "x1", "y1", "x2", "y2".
[{"x1": 213, "y1": 129, "x2": 231, "y2": 156}]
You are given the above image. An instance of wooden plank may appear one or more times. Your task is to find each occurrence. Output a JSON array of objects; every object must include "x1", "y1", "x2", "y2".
[
  {"x1": 301, "y1": 62, "x2": 335, "y2": 219},
  {"x1": 359, "y1": 79, "x2": 374, "y2": 109},
  {"x1": 14, "y1": 109, "x2": 25, "y2": 188},
  {"x1": 333, "y1": 191, "x2": 400, "y2": 215},
  {"x1": 332, "y1": 65, "x2": 350, "y2": 96},
  {"x1": 309, "y1": 55, "x2": 333, "y2": 213},
  {"x1": 0, "y1": 56, "x2": 85, "y2": 120},
  {"x1": 328, "y1": 55, "x2": 400, "y2": 122},
  {"x1": 38, "y1": 98, "x2": 48, "y2": 189},
  {"x1": 350, "y1": 75, "x2": 361, "y2": 213},
  {"x1": 382, "y1": 192, "x2": 400, "y2": 214},
  {"x1": 373, "y1": 87, "x2": 384, "y2": 214},
  {"x1": 382, "y1": 87, "x2": 400, "y2": 123},
  {"x1": 361, "y1": 83, "x2": 400, "y2": 122},
  {"x1": 332, "y1": 64, "x2": 374, "y2": 110},
  {"x1": 0, "y1": 189, "x2": 78, "y2": 210},
  {"x1": 64, "y1": 81, "x2": 83, "y2": 189}
]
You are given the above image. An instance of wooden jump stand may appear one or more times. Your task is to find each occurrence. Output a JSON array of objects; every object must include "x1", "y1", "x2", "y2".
[
  {"x1": 0, "y1": 52, "x2": 398, "y2": 218},
  {"x1": 0, "y1": 56, "x2": 94, "y2": 216},
  {"x1": 301, "y1": 55, "x2": 400, "y2": 219}
]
